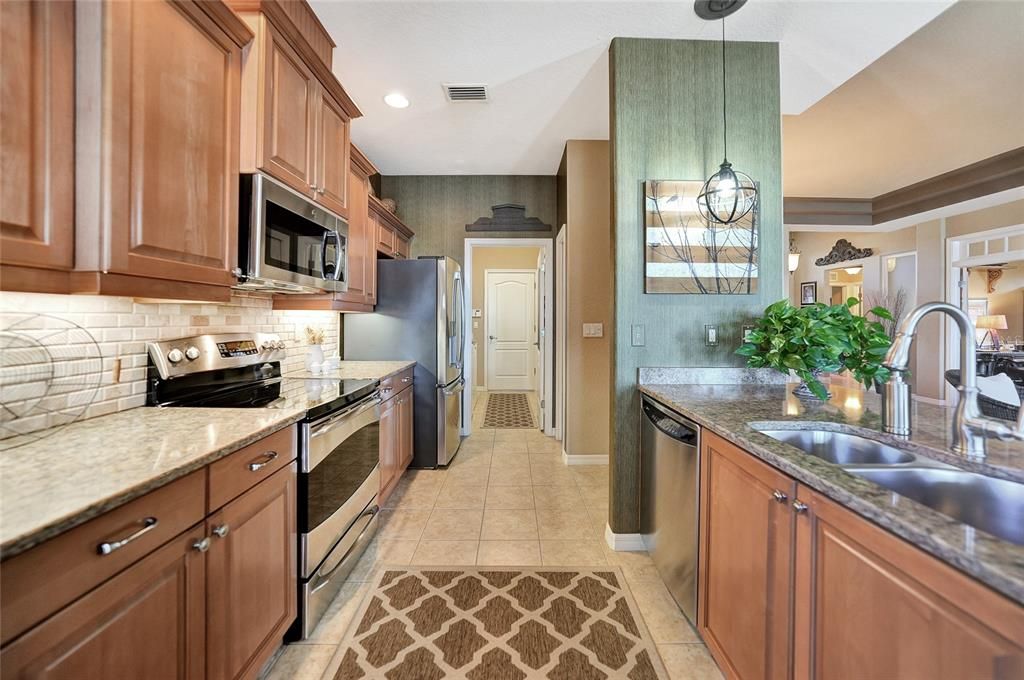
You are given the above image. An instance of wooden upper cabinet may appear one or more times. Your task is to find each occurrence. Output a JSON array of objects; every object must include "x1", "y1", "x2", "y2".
[
  {"x1": 699, "y1": 430, "x2": 796, "y2": 680},
  {"x1": 0, "y1": 0, "x2": 75, "y2": 292},
  {"x1": 261, "y1": 25, "x2": 316, "y2": 196},
  {"x1": 206, "y1": 464, "x2": 296, "y2": 680},
  {"x1": 793, "y1": 485, "x2": 1024, "y2": 680},
  {"x1": 314, "y1": 90, "x2": 350, "y2": 216},
  {"x1": 73, "y1": 0, "x2": 252, "y2": 298},
  {"x1": 1, "y1": 528, "x2": 207, "y2": 680}
]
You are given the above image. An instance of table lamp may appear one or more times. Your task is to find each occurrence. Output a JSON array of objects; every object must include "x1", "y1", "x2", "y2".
[{"x1": 976, "y1": 314, "x2": 1008, "y2": 350}]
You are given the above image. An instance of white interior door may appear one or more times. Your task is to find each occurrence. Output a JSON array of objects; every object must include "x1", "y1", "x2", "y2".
[
  {"x1": 536, "y1": 250, "x2": 547, "y2": 427},
  {"x1": 486, "y1": 270, "x2": 537, "y2": 391}
]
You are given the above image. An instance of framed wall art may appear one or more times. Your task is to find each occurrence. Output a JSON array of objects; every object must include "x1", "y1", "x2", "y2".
[
  {"x1": 643, "y1": 180, "x2": 759, "y2": 294},
  {"x1": 800, "y1": 281, "x2": 818, "y2": 305}
]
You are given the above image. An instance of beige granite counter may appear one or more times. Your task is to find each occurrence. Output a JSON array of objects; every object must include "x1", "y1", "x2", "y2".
[
  {"x1": 0, "y1": 407, "x2": 305, "y2": 558},
  {"x1": 284, "y1": 360, "x2": 415, "y2": 381},
  {"x1": 639, "y1": 382, "x2": 1024, "y2": 604}
]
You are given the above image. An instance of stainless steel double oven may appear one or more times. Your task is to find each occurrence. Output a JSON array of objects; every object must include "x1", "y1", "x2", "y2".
[{"x1": 295, "y1": 388, "x2": 383, "y2": 639}]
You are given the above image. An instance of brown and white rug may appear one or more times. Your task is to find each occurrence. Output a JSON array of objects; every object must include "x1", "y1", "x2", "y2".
[
  {"x1": 483, "y1": 393, "x2": 536, "y2": 429},
  {"x1": 323, "y1": 567, "x2": 668, "y2": 680}
]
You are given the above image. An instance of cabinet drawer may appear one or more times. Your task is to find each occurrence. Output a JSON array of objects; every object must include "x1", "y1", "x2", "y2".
[
  {"x1": 208, "y1": 425, "x2": 297, "y2": 511},
  {"x1": 0, "y1": 470, "x2": 206, "y2": 645},
  {"x1": 380, "y1": 367, "x2": 414, "y2": 401}
]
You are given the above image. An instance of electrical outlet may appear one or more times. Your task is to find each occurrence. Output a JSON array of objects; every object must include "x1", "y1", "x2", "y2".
[
  {"x1": 583, "y1": 323, "x2": 604, "y2": 338},
  {"x1": 631, "y1": 324, "x2": 645, "y2": 347},
  {"x1": 705, "y1": 324, "x2": 719, "y2": 346},
  {"x1": 473, "y1": 320, "x2": 479, "y2": 329}
]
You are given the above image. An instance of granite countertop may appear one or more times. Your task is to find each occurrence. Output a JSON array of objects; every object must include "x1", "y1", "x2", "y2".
[
  {"x1": 638, "y1": 382, "x2": 1024, "y2": 605},
  {"x1": 283, "y1": 360, "x2": 415, "y2": 381},
  {"x1": 0, "y1": 407, "x2": 306, "y2": 558}
]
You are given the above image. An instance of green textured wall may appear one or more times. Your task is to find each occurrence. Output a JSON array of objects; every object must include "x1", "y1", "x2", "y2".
[
  {"x1": 609, "y1": 38, "x2": 783, "y2": 533},
  {"x1": 379, "y1": 176, "x2": 558, "y2": 264}
]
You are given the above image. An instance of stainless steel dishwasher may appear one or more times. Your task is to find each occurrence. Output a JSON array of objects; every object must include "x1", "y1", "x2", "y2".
[{"x1": 640, "y1": 395, "x2": 701, "y2": 625}]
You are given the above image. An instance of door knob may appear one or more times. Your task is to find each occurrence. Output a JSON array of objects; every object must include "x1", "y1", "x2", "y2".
[{"x1": 489, "y1": 335, "x2": 496, "y2": 340}]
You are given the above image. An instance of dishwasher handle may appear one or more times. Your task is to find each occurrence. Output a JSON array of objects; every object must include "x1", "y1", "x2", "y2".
[{"x1": 642, "y1": 398, "x2": 699, "y2": 445}]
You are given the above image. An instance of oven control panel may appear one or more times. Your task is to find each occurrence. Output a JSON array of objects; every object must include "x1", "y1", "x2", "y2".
[{"x1": 216, "y1": 339, "x2": 259, "y2": 357}]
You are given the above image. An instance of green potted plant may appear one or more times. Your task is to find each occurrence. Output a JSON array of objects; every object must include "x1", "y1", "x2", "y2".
[{"x1": 736, "y1": 299, "x2": 894, "y2": 400}]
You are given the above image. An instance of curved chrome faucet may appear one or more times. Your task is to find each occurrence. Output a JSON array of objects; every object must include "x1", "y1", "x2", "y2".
[{"x1": 882, "y1": 301, "x2": 1024, "y2": 460}]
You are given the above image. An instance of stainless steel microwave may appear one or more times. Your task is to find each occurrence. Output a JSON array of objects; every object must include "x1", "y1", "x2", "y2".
[{"x1": 235, "y1": 173, "x2": 348, "y2": 294}]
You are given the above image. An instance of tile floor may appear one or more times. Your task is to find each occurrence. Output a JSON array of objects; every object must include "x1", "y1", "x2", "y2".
[{"x1": 264, "y1": 391, "x2": 722, "y2": 680}]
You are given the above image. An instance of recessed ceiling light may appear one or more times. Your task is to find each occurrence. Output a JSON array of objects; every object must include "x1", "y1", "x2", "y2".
[{"x1": 384, "y1": 92, "x2": 409, "y2": 109}]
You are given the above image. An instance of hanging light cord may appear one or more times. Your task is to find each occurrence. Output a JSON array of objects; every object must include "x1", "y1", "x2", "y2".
[{"x1": 721, "y1": 17, "x2": 728, "y2": 162}]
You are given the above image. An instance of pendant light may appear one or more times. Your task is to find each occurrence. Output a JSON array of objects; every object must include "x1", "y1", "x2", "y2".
[{"x1": 695, "y1": 1, "x2": 758, "y2": 225}]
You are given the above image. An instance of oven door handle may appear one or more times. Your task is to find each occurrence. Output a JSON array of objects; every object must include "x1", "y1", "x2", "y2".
[
  {"x1": 310, "y1": 505, "x2": 379, "y2": 593},
  {"x1": 305, "y1": 395, "x2": 383, "y2": 473},
  {"x1": 310, "y1": 393, "x2": 382, "y2": 433}
]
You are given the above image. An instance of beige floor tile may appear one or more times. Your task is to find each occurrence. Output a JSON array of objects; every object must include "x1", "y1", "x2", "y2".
[
  {"x1": 477, "y1": 540, "x2": 542, "y2": 566},
  {"x1": 411, "y1": 540, "x2": 479, "y2": 565},
  {"x1": 377, "y1": 509, "x2": 431, "y2": 540},
  {"x1": 449, "y1": 450, "x2": 492, "y2": 469},
  {"x1": 481, "y1": 508, "x2": 538, "y2": 540},
  {"x1": 493, "y1": 430, "x2": 530, "y2": 443},
  {"x1": 492, "y1": 441, "x2": 531, "y2": 454},
  {"x1": 585, "y1": 506, "x2": 609, "y2": 539},
  {"x1": 346, "y1": 539, "x2": 418, "y2": 582},
  {"x1": 527, "y1": 452, "x2": 562, "y2": 465},
  {"x1": 578, "y1": 483, "x2": 609, "y2": 505},
  {"x1": 485, "y1": 485, "x2": 535, "y2": 509},
  {"x1": 434, "y1": 482, "x2": 487, "y2": 509},
  {"x1": 445, "y1": 465, "x2": 490, "y2": 485},
  {"x1": 628, "y1": 579, "x2": 701, "y2": 644},
  {"x1": 491, "y1": 446, "x2": 532, "y2": 457},
  {"x1": 421, "y1": 508, "x2": 483, "y2": 540},
  {"x1": 533, "y1": 485, "x2": 586, "y2": 510},
  {"x1": 602, "y1": 546, "x2": 663, "y2": 582},
  {"x1": 529, "y1": 463, "x2": 578, "y2": 487},
  {"x1": 539, "y1": 540, "x2": 608, "y2": 566},
  {"x1": 305, "y1": 580, "x2": 371, "y2": 644},
  {"x1": 401, "y1": 469, "x2": 447, "y2": 491},
  {"x1": 488, "y1": 464, "x2": 532, "y2": 486},
  {"x1": 464, "y1": 429, "x2": 495, "y2": 443},
  {"x1": 572, "y1": 465, "x2": 610, "y2": 487},
  {"x1": 264, "y1": 644, "x2": 336, "y2": 680},
  {"x1": 457, "y1": 439, "x2": 494, "y2": 456},
  {"x1": 383, "y1": 482, "x2": 440, "y2": 509},
  {"x1": 657, "y1": 644, "x2": 724, "y2": 680},
  {"x1": 536, "y1": 506, "x2": 598, "y2": 540},
  {"x1": 528, "y1": 439, "x2": 563, "y2": 454}
]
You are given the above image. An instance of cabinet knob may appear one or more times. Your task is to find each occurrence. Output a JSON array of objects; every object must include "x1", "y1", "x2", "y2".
[
  {"x1": 792, "y1": 500, "x2": 809, "y2": 514},
  {"x1": 192, "y1": 537, "x2": 211, "y2": 553},
  {"x1": 309, "y1": 183, "x2": 317, "y2": 191},
  {"x1": 772, "y1": 490, "x2": 788, "y2": 503},
  {"x1": 212, "y1": 524, "x2": 230, "y2": 538},
  {"x1": 318, "y1": 186, "x2": 325, "y2": 194}
]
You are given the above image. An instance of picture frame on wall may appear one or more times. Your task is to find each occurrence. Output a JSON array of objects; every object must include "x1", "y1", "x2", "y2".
[{"x1": 800, "y1": 281, "x2": 817, "y2": 306}]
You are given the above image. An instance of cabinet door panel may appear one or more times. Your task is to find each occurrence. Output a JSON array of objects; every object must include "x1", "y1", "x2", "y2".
[
  {"x1": 315, "y1": 93, "x2": 349, "y2": 217},
  {"x1": 261, "y1": 27, "x2": 315, "y2": 195},
  {"x1": 1, "y1": 528, "x2": 206, "y2": 680},
  {"x1": 105, "y1": 0, "x2": 239, "y2": 286},
  {"x1": 206, "y1": 464, "x2": 297, "y2": 680},
  {"x1": 699, "y1": 431, "x2": 795, "y2": 680},
  {"x1": 794, "y1": 486, "x2": 1024, "y2": 680},
  {"x1": 0, "y1": 0, "x2": 74, "y2": 273},
  {"x1": 338, "y1": 165, "x2": 369, "y2": 303},
  {"x1": 399, "y1": 388, "x2": 414, "y2": 469},
  {"x1": 375, "y1": 216, "x2": 395, "y2": 255},
  {"x1": 378, "y1": 395, "x2": 399, "y2": 502}
]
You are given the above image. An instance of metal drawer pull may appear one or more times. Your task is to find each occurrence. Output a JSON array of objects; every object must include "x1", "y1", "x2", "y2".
[
  {"x1": 193, "y1": 537, "x2": 211, "y2": 553},
  {"x1": 792, "y1": 500, "x2": 809, "y2": 514},
  {"x1": 97, "y1": 517, "x2": 159, "y2": 555},
  {"x1": 772, "y1": 490, "x2": 788, "y2": 503},
  {"x1": 382, "y1": 386, "x2": 393, "y2": 394},
  {"x1": 401, "y1": 376, "x2": 412, "y2": 384},
  {"x1": 248, "y1": 451, "x2": 279, "y2": 472},
  {"x1": 212, "y1": 524, "x2": 230, "y2": 538},
  {"x1": 311, "y1": 506, "x2": 380, "y2": 594}
]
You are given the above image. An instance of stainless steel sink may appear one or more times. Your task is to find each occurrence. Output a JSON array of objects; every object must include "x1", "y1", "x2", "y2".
[
  {"x1": 756, "y1": 429, "x2": 916, "y2": 466},
  {"x1": 848, "y1": 467, "x2": 1024, "y2": 546}
]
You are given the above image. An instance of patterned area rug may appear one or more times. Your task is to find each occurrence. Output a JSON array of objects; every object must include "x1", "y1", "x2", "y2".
[
  {"x1": 483, "y1": 392, "x2": 536, "y2": 429},
  {"x1": 323, "y1": 567, "x2": 668, "y2": 680}
]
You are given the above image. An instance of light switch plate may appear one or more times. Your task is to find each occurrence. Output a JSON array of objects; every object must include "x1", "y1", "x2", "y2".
[
  {"x1": 631, "y1": 324, "x2": 645, "y2": 347},
  {"x1": 583, "y1": 323, "x2": 604, "y2": 338},
  {"x1": 472, "y1": 309, "x2": 482, "y2": 318},
  {"x1": 705, "y1": 324, "x2": 719, "y2": 346}
]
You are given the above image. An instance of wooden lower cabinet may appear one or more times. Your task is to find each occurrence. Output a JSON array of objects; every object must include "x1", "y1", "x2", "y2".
[
  {"x1": 207, "y1": 464, "x2": 296, "y2": 680},
  {"x1": 699, "y1": 431, "x2": 795, "y2": 680},
  {"x1": 378, "y1": 385, "x2": 414, "y2": 503},
  {"x1": 793, "y1": 485, "x2": 1024, "y2": 680},
  {"x1": 699, "y1": 428, "x2": 1024, "y2": 680},
  {"x1": 1, "y1": 527, "x2": 208, "y2": 680}
]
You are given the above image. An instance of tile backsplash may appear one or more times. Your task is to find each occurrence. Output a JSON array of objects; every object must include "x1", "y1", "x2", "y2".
[{"x1": 0, "y1": 291, "x2": 339, "y2": 442}]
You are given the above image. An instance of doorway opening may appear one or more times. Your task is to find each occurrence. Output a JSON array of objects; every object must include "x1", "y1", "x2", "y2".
[{"x1": 463, "y1": 238, "x2": 555, "y2": 438}]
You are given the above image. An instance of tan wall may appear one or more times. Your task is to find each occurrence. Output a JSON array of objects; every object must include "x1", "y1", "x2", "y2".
[
  {"x1": 946, "y1": 199, "x2": 1024, "y2": 238},
  {"x1": 564, "y1": 140, "x2": 612, "y2": 457},
  {"x1": 969, "y1": 267, "x2": 1024, "y2": 341},
  {"x1": 470, "y1": 247, "x2": 541, "y2": 387}
]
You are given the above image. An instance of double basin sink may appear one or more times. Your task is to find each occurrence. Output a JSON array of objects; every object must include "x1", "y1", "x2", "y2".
[{"x1": 756, "y1": 428, "x2": 1024, "y2": 546}]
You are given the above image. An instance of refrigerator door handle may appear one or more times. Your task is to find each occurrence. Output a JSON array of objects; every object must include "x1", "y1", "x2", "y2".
[
  {"x1": 455, "y1": 273, "x2": 466, "y2": 369},
  {"x1": 442, "y1": 376, "x2": 465, "y2": 396}
]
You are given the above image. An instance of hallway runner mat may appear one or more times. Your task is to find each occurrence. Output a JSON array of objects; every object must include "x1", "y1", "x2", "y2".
[
  {"x1": 483, "y1": 392, "x2": 536, "y2": 429},
  {"x1": 322, "y1": 566, "x2": 668, "y2": 680}
]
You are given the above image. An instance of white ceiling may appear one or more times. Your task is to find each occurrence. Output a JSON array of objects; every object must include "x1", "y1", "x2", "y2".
[{"x1": 311, "y1": 0, "x2": 955, "y2": 175}]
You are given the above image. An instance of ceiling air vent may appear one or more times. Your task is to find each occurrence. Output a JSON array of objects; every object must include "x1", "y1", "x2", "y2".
[{"x1": 443, "y1": 83, "x2": 488, "y2": 102}]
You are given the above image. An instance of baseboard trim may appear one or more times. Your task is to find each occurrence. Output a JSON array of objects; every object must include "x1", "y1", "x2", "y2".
[
  {"x1": 605, "y1": 525, "x2": 646, "y2": 551},
  {"x1": 561, "y1": 451, "x2": 610, "y2": 466}
]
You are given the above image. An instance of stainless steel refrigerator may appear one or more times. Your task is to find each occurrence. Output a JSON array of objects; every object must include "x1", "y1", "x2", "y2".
[{"x1": 343, "y1": 257, "x2": 465, "y2": 467}]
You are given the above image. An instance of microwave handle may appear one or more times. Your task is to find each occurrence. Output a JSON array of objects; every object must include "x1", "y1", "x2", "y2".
[{"x1": 321, "y1": 231, "x2": 342, "y2": 281}]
